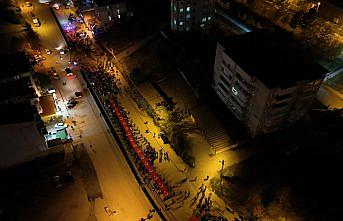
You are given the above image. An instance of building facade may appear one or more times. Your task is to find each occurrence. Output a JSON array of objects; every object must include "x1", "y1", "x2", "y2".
[
  {"x1": 81, "y1": 0, "x2": 127, "y2": 33},
  {"x1": 170, "y1": 0, "x2": 214, "y2": 31},
  {"x1": 94, "y1": 0, "x2": 127, "y2": 30},
  {"x1": 0, "y1": 102, "x2": 47, "y2": 169},
  {"x1": 213, "y1": 31, "x2": 327, "y2": 137}
]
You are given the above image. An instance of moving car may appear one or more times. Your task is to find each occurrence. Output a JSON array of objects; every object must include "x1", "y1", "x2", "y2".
[
  {"x1": 65, "y1": 67, "x2": 73, "y2": 76},
  {"x1": 34, "y1": 54, "x2": 46, "y2": 62},
  {"x1": 53, "y1": 73, "x2": 60, "y2": 80},
  {"x1": 45, "y1": 49, "x2": 52, "y2": 54},
  {"x1": 52, "y1": 3, "x2": 60, "y2": 10},
  {"x1": 59, "y1": 49, "x2": 65, "y2": 55},
  {"x1": 32, "y1": 18, "x2": 41, "y2": 27}
]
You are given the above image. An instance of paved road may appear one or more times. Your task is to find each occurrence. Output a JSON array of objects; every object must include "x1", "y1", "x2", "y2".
[{"x1": 19, "y1": 1, "x2": 161, "y2": 220}]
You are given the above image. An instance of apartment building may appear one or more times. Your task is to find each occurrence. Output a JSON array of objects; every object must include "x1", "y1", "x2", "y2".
[
  {"x1": 93, "y1": 0, "x2": 127, "y2": 30},
  {"x1": 213, "y1": 31, "x2": 328, "y2": 137},
  {"x1": 171, "y1": 0, "x2": 214, "y2": 31}
]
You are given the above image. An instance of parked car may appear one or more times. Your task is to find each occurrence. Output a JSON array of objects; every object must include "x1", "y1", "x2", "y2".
[
  {"x1": 60, "y1": 49, "x2": 65, "y2": 55},
  {"x1": 55, "y1": 122, "x2": 67, "y2": 128},
  {"x1": 34, "y1": 54, "x2": 46, "y2": 62},
  {"x1": 52, "y1": 3, "x2": 60, "y2": 10},
  {"x1": 74, "y1": 91, "x2": 83, "y2": 99},
  {"x1": 45, "y1": 49, "x2": 52, "y2": 54},
  {"x1": 32, "y1": 18, "x2": 41, "y2": 27},
  {"x1": 65, "y1": 67, "x2": 73, "y2": 76},
  {"x1": 25, "y1": 1, "x2": 32, "y2": 7}
]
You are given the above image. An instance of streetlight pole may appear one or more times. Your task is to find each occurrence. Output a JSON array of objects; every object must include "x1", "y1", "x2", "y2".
[{"x1": 219, "y1": 160, "x2": 225, "y2": 196}]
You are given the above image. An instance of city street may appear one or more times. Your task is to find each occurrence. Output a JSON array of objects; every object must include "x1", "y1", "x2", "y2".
[{"x1": 18, "y1": 1, "x2": 161, "y2": 220}]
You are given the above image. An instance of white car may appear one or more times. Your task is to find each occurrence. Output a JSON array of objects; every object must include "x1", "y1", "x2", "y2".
[
  {"x1": 46, "y1": 49, "x2": 52, "y2": 54},
  {"x1": 53, "y1": 3, "x2": 60, "y2": 10},
  {"x1": 55, "y1": 122, "x2": 67, "y2": 128},
  {"x1": 59, "y1": 49, "x2": 65, "y2": 55}
]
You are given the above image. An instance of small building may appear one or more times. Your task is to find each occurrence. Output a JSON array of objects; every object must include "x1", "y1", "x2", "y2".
[
  {"x1": 170, "y1": 0, "x2": 214, "y2": 31},
  {"x1": 0, "y1": 102, "x2": 47, "y2": 169},
  {"x1": 38, "y1": 94, "x2": 57, "y2": 121},
  {"x1": 213, "y1": 31, "x2": 328, "y2": 137}
]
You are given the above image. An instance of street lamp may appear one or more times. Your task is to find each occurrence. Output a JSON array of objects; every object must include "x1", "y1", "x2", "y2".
[{"x1": 219, "y1": 160, "x2": 224, "y2": 179}]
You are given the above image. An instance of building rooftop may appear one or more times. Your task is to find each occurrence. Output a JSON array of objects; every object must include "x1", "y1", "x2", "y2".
[
  {"x1": 219, "y1": 31, "x2": 328, "y2": 88},
  {"x1": 0, "y1": 52, "x2": 32, "y2": 80},
  {"x1": 0, "y1": 77, "x2": 36, "y2": 103},
  {"x1": 94, "y1": 0, "x2": 125, "y2": 7},
  {"x1": 39, "y1": 94, "x2": 56, "y2": 117},
  {"x1": 0, "y1": 101, "x2": 37, "y2": 125}
]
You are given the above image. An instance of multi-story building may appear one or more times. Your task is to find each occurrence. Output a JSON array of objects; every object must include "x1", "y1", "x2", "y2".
[
  {"x1": 81, "y1": 0, "x2": 127, "y2": 33},
  {"x1": 213, "y1": 31, "x2": 328, "y2": 137},
  {"x1": 170, "y1": 0, "x2": 214, "y2": 31}
]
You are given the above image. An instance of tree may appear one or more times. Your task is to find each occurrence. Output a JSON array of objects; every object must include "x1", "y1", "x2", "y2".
[{"x1": 160, "y1": 108, "x2": 199, "y2": 166}]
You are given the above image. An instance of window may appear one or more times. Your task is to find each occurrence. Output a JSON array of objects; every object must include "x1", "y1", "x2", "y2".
[
  {"x1": 201, "y1": 17, "x2": 206, "y2": 22},
  {"x1": 208, "y1": 16, "x2": 211, "y2": 20},
  {"x1": 218, "y1": 83, "x2": 226, "y2": 92},
  {"x1": 174, "y1": 19, "x2": 176, "y2": 25},
  {"x1": 108, "y1": 16, "x2": 112, "y2": 21},
  {"x1": 200, "y1": 24, "x2": 205, "y2": 28},
  {"x1": 186, "y1": 14, "x2": 190, "y2": 19},
  {"x1": 186, "y1": 6, "x2": 190, "y2": 12},
  {"x1": 179, "y1": 21, "x2": 183, "y2": 26},
  {"x1": 219, "y1": 75, "x2": 230, "y2": 86},
  {"x1": 232, "y1": 87, "x2": 238, "y2": 96},
  {"x1": 180, "y1": 8, "x2": 183, "y2": 12}
]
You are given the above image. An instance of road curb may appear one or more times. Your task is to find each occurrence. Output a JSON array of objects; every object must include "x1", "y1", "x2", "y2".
[{"x1": 49, "y1": 7, "x2": 70, "y2": 48}]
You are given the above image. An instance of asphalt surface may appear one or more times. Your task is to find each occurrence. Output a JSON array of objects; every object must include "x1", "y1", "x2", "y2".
[{"x1": 18, "y1": 1, "x2": 161, "y2": 220}]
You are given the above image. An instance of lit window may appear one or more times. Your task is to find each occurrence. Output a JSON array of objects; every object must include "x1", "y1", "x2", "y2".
[
  {"x1": 180, "y1": 8, "x2": 183, "y2": 12},
  {"x1": 200, "y1": 24, "x2": 205, "y2": 28},
  {"x1": 208, "y1": 16, "x2": 211, "y2": 20},
  {"x1": 180, "y1": 21, "x2": 183, "y2": 26},
  {"x1": 201, "y1": 17, "x2": 206, "y2": 22},
  {"x1": 186, "y1": 6, "x2": 190, "y2": 12},
  {"x1": 108, "y1": 16, "x2": 112, "y2": 20},
  {"x1": 232, "y1": 87, "x2": 238, "y2": 95},
  {"x1": 174, "y1": 19, "x2": 176, "y2": 25},
  {"x1": 118, "y1": 14, "x2": 121, "y2": 19},
  {"x1": 186, "y1": 14, "x2": 190, "y2": 19},
  {"x1": 186, "y1": 26, "x2": 190, "y2": 31}
]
